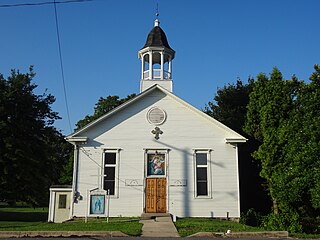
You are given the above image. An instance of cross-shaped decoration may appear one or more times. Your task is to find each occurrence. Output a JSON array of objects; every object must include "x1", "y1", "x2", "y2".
[{"x1": 151, "y1": 127, "x2": 163, "y2": 140}]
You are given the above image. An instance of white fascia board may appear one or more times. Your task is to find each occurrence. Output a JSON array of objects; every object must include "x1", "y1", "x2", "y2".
[
  {"x1": 65, "y1": 136, "x2": 88, "y2": 143},
  {"x1": 49, "y1": 187, "x2": 72, "y2": 192},
  {"x1": 138, "y1": 47, "x2": 175, "y2": 58},
  {"x1": 225, "y1": 138, "x2": 248, "y2": 143},
  {"x1": 66, "y1": 85, "x2": 159, "y2": 138},
  {"x1": 67, "y1": 84, "x2": 247, "y2": 141},
  {"x1": 138, "y1": 47, "x2": 164, "y2": 58},
  {"x1": 156, "y1": 85, "x2": 247, "y2": 140}
]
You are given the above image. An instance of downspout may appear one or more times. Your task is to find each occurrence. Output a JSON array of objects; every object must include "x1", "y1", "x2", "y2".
[
  {"x1": 235, "y1": 143, "x2": 241, "y2": 218},
  {"x1": 70, "y1": 144, "x2": 80, "y2": 218}
]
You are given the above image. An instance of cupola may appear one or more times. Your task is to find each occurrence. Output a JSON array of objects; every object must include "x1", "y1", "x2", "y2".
[{"x1": 138, "y1": 17, "x2": 175, "y2": 92}]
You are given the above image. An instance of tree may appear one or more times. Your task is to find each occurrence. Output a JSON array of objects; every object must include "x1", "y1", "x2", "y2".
[
  {"x1": 0, "y1": 67, "x2": 71, "y2": 206},
  {"x1": 59, "y1": 153, "x2": 74, "y2": 185},
  {"x1": 276, "y1": 65, "x2": 320, "y2": 229},
  {"x1": 244, "y1": 68, "x2": 304, "y2": 231},
  {"x1": 205, "y1": 79, "x2": 270, "y2": 214},
  {"x1": 75, "y1": 94, "x2": 136, "y2": 130},
  {"x1": 56, "y1": 93, "x2": 138, "y2": 185},
  {"x1": 306, "y1": 65, "x2": 320, "y2": 212},
  {"x1": 204, "y1": 79, "x2": 254, "y2": 134}
]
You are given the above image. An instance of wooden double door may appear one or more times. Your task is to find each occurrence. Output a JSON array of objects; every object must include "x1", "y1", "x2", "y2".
[{"x1": 145, "y1": 178, "x2": 166, "y2": 213}]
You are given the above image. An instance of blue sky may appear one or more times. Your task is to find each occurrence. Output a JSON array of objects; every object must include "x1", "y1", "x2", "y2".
[{"x1": 1, "y1": 0, "x2": 319, "y2": 135}]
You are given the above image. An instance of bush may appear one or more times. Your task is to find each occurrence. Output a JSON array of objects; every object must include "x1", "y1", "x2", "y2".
[
  {"x1": 240, "y1": 208, "x2": 262, "y2": 227},
  {"x1": 261, "y1": 212, "x2": 302, "y2": 233},
  {"x1": 301, "y1": 217, "x2": 320, "y2": 234}
]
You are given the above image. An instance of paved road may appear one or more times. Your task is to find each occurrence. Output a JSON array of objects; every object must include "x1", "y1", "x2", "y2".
[{"x1": 15, "y1": 238, "x2": 290, "y2": 240}]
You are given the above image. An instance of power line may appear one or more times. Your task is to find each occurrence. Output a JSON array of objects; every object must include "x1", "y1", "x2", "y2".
[
  {"x1": 1, "y1": 0, "x2": 95, "y2": 133},
  {"x1": 53, "y1": 0, "x2": 72, "y2": 133},
  {"x1": 0, "y1": 0, "x2": 93, "y2": 8},
  {"x1": 2, "y1": 0, "x2": 95, "y2": 133}
]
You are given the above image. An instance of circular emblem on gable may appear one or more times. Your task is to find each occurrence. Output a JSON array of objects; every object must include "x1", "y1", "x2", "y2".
[{"x1": 147, "y1": 107, "x2": 167, "y2": 125}]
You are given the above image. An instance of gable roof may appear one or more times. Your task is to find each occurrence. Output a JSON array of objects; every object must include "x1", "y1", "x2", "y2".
[{"x1": 66, "y1": 84, "x2": 247, "y2": 143}]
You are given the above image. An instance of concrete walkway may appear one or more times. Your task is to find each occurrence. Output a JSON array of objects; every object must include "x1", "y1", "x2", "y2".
[
  {"x1": 0, "y1": 231, "x2": 127, "y2": 238},
  {"x1": 140, "y1": 216, "x2": 180, "y2": 237}
]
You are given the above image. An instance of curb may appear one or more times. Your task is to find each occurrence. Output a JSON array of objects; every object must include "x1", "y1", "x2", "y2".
[
  {"x1": 0, "y1": 231, "x2": 128, "y2": 238},
  {"x1": 188, "y1": 231, "x2": 289, "y2": 238},
  {"x1": 0, "y1": 230, "x2": 289, "y2": 238}
]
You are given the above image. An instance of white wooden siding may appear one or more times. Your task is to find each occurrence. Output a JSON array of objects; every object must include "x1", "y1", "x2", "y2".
[{"x1": 72, "y1": 89, "x2": 241, "y2": 218}]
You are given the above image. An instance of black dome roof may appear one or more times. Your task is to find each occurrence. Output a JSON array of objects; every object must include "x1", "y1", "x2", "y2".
[{"x1": 143, "y1": 26, "x2": 173, "y2": 51}]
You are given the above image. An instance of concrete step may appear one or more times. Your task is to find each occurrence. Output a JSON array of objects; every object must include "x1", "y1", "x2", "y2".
[
  {"x1": 140, "y1": 213, "x2": 171, "y2": 220},
  {"x1": 155, "y1": 216, "x2": 172, "y2": 222}
]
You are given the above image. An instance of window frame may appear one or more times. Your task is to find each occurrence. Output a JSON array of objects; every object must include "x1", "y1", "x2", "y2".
[
  {"x1": 58, "y1": 194, "x2": 67, "y2": 209},
  {"x1": 102, "y1": 149, "x2": 120, "y2": 198},
  {"x1": 193, "y1": 149, "x2": 212, "y2": 198}
]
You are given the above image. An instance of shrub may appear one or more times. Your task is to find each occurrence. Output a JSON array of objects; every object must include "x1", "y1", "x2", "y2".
[
  {"x1": 261, "y1": 212, "x2": 302, "y2": 233},
  {"x1": 240, "y1": 208, "x2": 262, "y2": 227},
  {"x1": 300, "y1": 217, "x2": 320, "y2": 234}
]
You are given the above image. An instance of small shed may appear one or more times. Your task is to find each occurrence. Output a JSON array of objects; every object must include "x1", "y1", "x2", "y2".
[{"x1": 48, "y1": 185, "x2": 72, "y2": 223}]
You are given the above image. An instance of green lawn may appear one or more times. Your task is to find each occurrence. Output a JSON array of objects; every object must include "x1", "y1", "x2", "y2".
[
  {"x1": 174, "y1": 218, "x2": 264, "y2": 237},
  {"x1": 2, "y1": 206, "x2": 320, "y2": 238},
  {"x1": 0, "y1": 207, "x2": 48, "y2": 222},
  {"x1": 0, "y1": 220, "x2": 142, "y2": 236},
  {"x1": 0, "y1": 206, "x2": 142, "y2": 236},
  {"x1": 290, "y1": 233, "x2": 320, "y2": 239},
  {"x1": 175, "y1": 218, "x2": 320, "y2": 238}
]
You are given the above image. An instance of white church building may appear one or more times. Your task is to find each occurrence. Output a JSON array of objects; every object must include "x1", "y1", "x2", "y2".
[{"x1": 48, "y1": 18, "x2": 246, "y2": 223}]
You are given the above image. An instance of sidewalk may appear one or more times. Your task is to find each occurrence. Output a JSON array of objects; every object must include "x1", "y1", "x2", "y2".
[
  {"x1": 0, "y1": 231, "x2": 127, "y2": 238},
  {"x1": 140, "y1": 216, "x2": 180, "y2": 237},
  {"x1": 188, "y1": 231, "x2": 289, "y2": 238}
]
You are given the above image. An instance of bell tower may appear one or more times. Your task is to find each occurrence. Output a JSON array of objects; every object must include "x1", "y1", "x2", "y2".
[{"x1": 138, "y1": 15, "x2": 175, "y2": 93}]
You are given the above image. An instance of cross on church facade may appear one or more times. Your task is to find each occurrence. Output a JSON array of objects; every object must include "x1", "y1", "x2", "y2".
[{"x1": 151, "y1": 127, "x2": 163, "y2": 140}]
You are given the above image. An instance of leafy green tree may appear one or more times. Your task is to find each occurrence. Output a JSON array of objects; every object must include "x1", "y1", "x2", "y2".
[
  {"x1": 75, "y1": 94, "x2": 136, "y2": 130},
  {"x1": 277, "y1": 65, "x2": 320, "y2": 223},
  {"x1": 244, "y1": 68, "x2": 303, "y2": 231},
  {"x1": 205, "y1": 79, "x2": 254, "y2": 134},
  {"x1": 59, "y1": 153, "x2": 74, "y2": 185},
  {"x1": 57, "y1": 93, "x2": 138, "y2": 185},
  {"x1": 205, "y1": 79, "x2": 270, "y2": 214},
  {"x1": 0, "y1": 67, "x2": 71, "y2": 206},
  {"x1": 306, "y1": 65, "x2": 320, "y2": 212}
]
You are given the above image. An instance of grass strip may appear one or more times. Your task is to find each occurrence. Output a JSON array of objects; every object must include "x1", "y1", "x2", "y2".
[
  {"x1": 0, "y1": 207, "x2": 142, "y2": 236},
  {"x1": 175, "y1": 218, "x2": 264, "y2": 237},
  {"x1": 0, "y1": 220, "x2": 142, "y2": 236}
]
